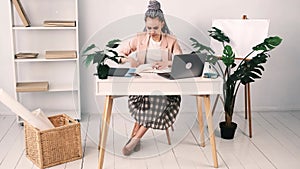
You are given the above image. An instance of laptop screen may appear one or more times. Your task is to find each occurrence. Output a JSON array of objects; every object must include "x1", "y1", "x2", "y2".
[{"x1": 161, "y1": 53, "x2": 205, "y2": 79}]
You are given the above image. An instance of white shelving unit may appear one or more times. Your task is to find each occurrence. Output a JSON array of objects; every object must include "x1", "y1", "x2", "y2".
[{"x1": 9, "y1": 0, "x2": 81, "y2": 122}]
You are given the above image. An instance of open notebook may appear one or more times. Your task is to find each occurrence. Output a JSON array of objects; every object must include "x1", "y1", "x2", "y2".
[
  {"x1": 108, "y1": 63, "x2": 170, "y2": 77},
  {"x1": 135, "y1": 64, "x2": 171, "y2": 73}
]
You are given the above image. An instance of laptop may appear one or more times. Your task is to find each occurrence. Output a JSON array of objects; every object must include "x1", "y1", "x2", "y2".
[
  {"x1": 108, "y1": 68, "x2": 129, "y2": 76},
  {"x1": 108, "y1": 67, "x2": 140, "y2": 77},
  {"x1": 157, "y1": 53, "x2": 205, "y2": 80}
]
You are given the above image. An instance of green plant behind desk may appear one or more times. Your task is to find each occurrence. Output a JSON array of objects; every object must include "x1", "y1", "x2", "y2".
[
  {"x1": 190, "y1": 27, "x2": 282, "y2": 139},
  {"x1": 81, "y1": 39, "x2": 122, "y2": 79}
]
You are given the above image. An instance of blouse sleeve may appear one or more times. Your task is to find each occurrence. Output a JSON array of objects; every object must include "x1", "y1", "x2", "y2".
[
  {"x1": 118, "y1": 36, "x2": 138, "y2": 57},
  {"x1": 172, "y1": 39, "x2": 183, "y2": 55}
]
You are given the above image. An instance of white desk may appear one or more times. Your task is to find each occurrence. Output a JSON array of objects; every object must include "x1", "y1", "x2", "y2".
[{"x1": 95, "y1": 73, "x2": 222, "y2": 169}]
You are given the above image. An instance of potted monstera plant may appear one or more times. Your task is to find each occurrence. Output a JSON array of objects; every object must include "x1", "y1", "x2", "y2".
[
  {"x1": 82, "y1": 39, "x2": 122, "y2": 79},
  {"x1": 191, "y1": 27, "x2": 282, "y2": 139}
]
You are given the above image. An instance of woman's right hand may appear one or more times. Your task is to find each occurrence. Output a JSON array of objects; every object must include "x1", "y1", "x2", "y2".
[
  {"x1": 121, "y1": 57, "x2": 139, "y2": 68},
  {"x1": 120, "y1": 57, "x2": 129, "y2": 63}
]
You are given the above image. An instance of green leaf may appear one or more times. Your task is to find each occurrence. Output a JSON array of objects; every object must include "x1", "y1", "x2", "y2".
[
  {"x1": 83, "y1": 54, "x2": 95, "y2": 67},
  {"x1": 249, "y1": 72, "x2": 261, "y2": 79},
  {"x1": 93, "y1": 51, "x2": 106, "y2": 64},
  {"x1": 222, "y1": 45, "x2": 235, "y2": 67},
  {"x1": 242, "y1": 77, "x2": 255, "y2": 84},
  {"x1": 106, "y1": 39, "x2": 121, "y2": 48},
  {"x1": 251, "y1": 68, "x2": 263, "y2": 75},
  {"x1": 83, "y1": 44, "x2": 96, "y2": 54},
  {"x1": 253, "y1": 36, "x2": 282, "y2": 51},
  {"x1": 190, "y1": 38, "x2": 215, "y2": 54},
  {"x1": 189, "y1": 38, "x2": 218, "y2": 65},
  {"x1": 206, "y1": 54, "x2": 219, "y2": 65},
  {"x1": 110, "y1": 57, "x2": 119, "y2": 63},
  {"x1": 208, "y1": 27, "x2": 230, "y2": 43},
  {"x1": 107, "y1": 49, "x2": 119, "y2": 57},
  {"x1": 231, "y1": 52, "x2": 270, "y2": 85}
]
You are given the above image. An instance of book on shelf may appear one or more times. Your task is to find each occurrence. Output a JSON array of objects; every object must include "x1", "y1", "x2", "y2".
[
  {"x1": 45, "y1": 50, "x2": 77, "y2": 59},
  {"x1": 12, "y1": 0, "x2": 30, "y2": 27},
  {"x1": 15, "y1": 52, "x2": 38, "y2": 59},
  {"x1": 43, "y1": 20, "x2": 76, "y2": 27},
  {"x1": 16, "y1": 82, "x2": 49, "y2": 92}
]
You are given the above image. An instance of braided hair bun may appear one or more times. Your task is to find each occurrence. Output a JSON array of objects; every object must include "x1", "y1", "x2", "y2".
[{"x1": 148, "y1": 0, "x2": 161, "y2": 11}]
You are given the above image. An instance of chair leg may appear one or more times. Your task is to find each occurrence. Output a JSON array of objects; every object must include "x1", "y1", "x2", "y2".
[
  {"x1": 165, "y1": 128, "x2": 171, "y2": 145},
  {"x1": 170, "y1": 125, "x2": 174, "y2": 131}
]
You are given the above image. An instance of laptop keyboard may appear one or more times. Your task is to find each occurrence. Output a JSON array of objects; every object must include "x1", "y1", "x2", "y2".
[{"x1": 157, "y1": 72, "x2": 174, "y2": 80}]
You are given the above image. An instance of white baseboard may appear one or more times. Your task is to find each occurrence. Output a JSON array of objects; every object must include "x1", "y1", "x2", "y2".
[{"x1": 234, "y1": 106, "x2": 300, "y2": 113}]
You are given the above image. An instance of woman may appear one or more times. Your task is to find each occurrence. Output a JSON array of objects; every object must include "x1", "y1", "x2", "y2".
[{"x1": 119, "y1": 0, "x2": 182, "y2": 156}]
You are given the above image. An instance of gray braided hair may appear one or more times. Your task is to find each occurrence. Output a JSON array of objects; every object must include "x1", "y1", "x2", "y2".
[{"x1": 144, "y1": 0, "x2": 170, "y2": 34}]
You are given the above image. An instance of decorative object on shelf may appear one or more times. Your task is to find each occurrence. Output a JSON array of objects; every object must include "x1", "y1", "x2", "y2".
[
  {"x1": 82, "y1": 39, "x2": 123, "y2": 79},
  {"x1": 12, "y1": 0, "x2": 30, "y2": 27},
  {"x1": 191, "y1": 27, "x2": 282, "y2": 139}
]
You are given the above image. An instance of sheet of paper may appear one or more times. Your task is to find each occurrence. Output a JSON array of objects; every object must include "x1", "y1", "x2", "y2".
[
  {"x1": 210, "y1": 19, "x2": 270, "y2": 58},
  {"x1": 135, "y1": 64, "x2": 171, "y2": 73},
  {"x1": 0, "y1": 88, "x2": 54, "y2": 130}
]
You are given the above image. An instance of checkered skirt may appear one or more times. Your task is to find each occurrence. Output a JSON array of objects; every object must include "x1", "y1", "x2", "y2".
[{"x1": 128, "y1": 95, "x2": 181, "y2": 130}]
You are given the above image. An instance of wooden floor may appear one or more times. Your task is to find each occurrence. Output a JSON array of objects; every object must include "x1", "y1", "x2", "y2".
[{"x1": 0, "y1": 111, "x2": 300, "y2": 169}]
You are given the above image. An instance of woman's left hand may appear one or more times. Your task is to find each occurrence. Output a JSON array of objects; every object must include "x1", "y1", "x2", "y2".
[{"x1": 152, "y1": 61, "x2": 169, "y2": 70}]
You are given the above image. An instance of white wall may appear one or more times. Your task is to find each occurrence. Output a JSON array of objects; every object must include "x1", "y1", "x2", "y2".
[
  {"x1": 1, "y1": 0, "x2": 300, "y2": 114},
  {"x1": 0, "y1": 0, "x2": 15, "y2": 114}
]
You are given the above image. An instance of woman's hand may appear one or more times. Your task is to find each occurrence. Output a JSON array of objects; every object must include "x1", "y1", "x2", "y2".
[
  {"x1": 120, "y1": 57, "x2": 128, "y2": 63},
  {"x1": 120, "y1": 57, "x2": 139, "y2": 67},
  {"x1": 152, "y1": 61, "x2": 169, "y2": 70}
]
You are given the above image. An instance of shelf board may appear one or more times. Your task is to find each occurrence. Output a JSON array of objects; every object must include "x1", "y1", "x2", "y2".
[
  {"x1": 48, "y1": 83, "x2": 78, "y2": 92},
  {"x1": 12, "y1": 26, "x2": 77, "y2": 30},
  {"x1": 15, "y1": 58, "x2": 77, "y2": 62},
  {"x1": 48, "y1": 87, "x2": 79, "y2": 92}
]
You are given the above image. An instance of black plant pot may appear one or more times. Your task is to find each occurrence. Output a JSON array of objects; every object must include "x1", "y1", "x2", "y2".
[
  {"x1": 219, "y1": 121, "x2": 237, "y2": 139},
  {"x1": 96, "y1": 64, "x2": 110, "y2": 79}
]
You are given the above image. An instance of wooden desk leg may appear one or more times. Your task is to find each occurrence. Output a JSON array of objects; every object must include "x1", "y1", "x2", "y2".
[
  {"x1": 246, "y1": 83, "x2": 252, "y2": 138},
  {"x1": 98, "y1": 96, "x2": 113, "y2": 169},
  {"x1": 196, "y1": 96, "x2": 205, "y2": 147},
  {"x1": 203, "y1": 95, "x2": 218, "y2": 168}
]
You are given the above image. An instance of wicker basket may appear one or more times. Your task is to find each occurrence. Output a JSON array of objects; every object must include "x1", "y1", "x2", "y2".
[{"x1": 24, "y1": 114, "x2": 82, "y2": 169}]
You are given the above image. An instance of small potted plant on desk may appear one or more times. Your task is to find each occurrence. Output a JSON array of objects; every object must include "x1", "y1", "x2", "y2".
[
  {"x1": 81, "y1": 39, "x2": 123, "y2": 79},
  {"x1": 190, "y1": 27, "x2": 282, "y2": 139}
]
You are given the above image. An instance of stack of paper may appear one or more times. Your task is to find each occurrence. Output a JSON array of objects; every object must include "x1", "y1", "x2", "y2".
[
  {"x1": 15, "y1": 52, "x2": 38, "y2": 59},
  {"x1": 16, "y1": 82, "x2": 49, "y2": 92},
  {"x1": 43, "y1": 20, "x2": 76, "y2": 27},
  {"x1": 45, "y1": 50, "x2": 77, "y2": 59}
]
